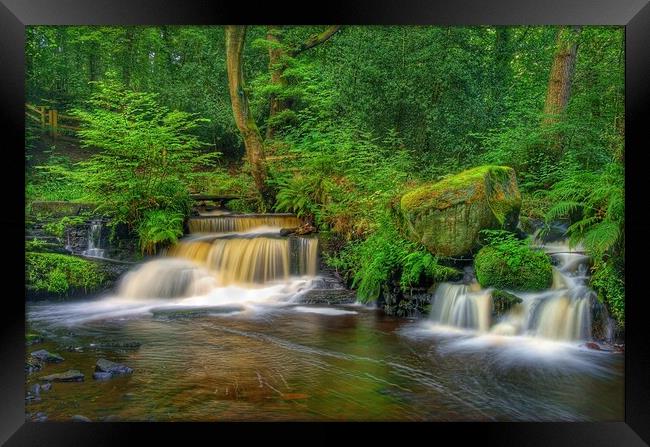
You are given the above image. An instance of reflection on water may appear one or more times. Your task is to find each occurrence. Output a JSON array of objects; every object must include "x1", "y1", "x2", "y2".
[{"x1": 26, "y1": 302, "x2": 623, "y2": 422}]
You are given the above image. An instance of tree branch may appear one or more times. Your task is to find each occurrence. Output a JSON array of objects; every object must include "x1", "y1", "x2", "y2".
[{"x1": 292, "y1": 26, "x2": 342, "y2": 56}]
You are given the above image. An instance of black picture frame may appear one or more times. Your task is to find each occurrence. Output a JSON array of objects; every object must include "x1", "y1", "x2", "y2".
[{"x1": 1, "y1": 0, "x2": 649, "y2": 445}]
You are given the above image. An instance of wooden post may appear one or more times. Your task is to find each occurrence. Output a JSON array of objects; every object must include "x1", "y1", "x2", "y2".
[{"x1": 50, "y1": 109, "x2": 58, "y2": 139}]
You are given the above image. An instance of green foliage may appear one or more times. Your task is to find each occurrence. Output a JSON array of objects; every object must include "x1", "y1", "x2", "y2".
[
  {"x1": 26, "y1": 252, "x2": 107, "y2": 295},
  {"x1": 137, "y1": 210, "x2": 185, "y2": 255},
  {"x1": 42, "y1": 215, "x2": 87, "y2": 238},
  {"x1": 590, "y1": 259, "x2": 624, "y2": 326},
  {"x1": 475, "y1": 230, "x2": 553, "y2": 291}
]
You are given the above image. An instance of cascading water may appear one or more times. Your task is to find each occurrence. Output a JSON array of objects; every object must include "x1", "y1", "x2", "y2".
[
  {"x1": 82, "y1": 220, "x2": 105, "y2": 258},
  {"x1": 428, "y1": 240, "x2": 605, "y2": 343},
  {"x1": 188, "y1": 215, "x2": 302, "y2": 233}
]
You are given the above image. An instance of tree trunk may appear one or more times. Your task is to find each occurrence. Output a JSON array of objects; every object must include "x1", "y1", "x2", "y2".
[
  {"x1": 542, "y1": 27, "x2": 581, "y2": 124},
  {"x1": 225, "y1": 25, "x2": 270, "y2": 204},
  {"x1": 266, "y1": 27, "x2": 289, "y2": 139}
]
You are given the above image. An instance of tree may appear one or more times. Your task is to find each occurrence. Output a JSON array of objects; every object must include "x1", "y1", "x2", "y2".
[
  {"x1": 541, "y1": 26, "x2": 582, "y2": 156},
  {"x1": 225, "y1": 25, "x2": 271, "y2": 205},
  {"x1": 265, "y1": 25, "x2": 341, "y2": 138}
]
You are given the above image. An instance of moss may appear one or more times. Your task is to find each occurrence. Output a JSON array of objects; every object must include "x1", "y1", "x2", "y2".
[
  {"x1": 475, "y1": 245, "x2": 552, "y2": 291},
  {"x1": 398, "y1": 165, "x2": 521, "y2": 257},
  {"x1": 26, "y1": 252, "x2": 107, "y2": 296},
  {"x1": 491, "y1": 289, "x2": 523, "y2": 316}
]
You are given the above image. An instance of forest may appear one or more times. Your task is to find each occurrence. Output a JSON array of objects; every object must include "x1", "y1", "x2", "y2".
[
  {"x1": 26, "y1": 25, "x2": 624, "y2": 325},
  {"x1": 24, "y1": 24, "x2": 626, "y2": 423}
]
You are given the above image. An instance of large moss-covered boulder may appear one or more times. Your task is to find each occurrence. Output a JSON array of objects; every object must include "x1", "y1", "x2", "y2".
[{"x1": 399, "y1": 166, "x2": 521, "y2": 257}]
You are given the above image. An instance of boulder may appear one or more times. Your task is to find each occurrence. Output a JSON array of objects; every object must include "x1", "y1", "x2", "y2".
[
  {"x1": 30, "y1": 349, "x2": 65, "y2": 363},
  {"x1": 491, "y1": 289, "x2": 523, "y2": 317},
  {"x1": 399, "y1": 166, "x2": 521, "y2": 257},
  {"x1": 92, "y1": 372, "x2": 113, "y2": 381},
  {"x1": 41, "y1": 369, "x2": 85, "y2": 382},
  {"x1": 475, "y1": 246, "x2": 553, "y2": 291},
  {"x1": 95, "y1": 358, "x2": 134, "y2": 376}
]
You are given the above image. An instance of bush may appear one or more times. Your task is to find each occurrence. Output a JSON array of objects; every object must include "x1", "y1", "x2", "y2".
[
  {"x1": 590, "y1": 259, "x2": 624, "y2": 326},
  {"x1": 137, "y1": 210, "x2": 185, "y2": 255},
  {"x1": 475, "y1": 230, "x2": 552, "y2": 291},
  {"x1": 26, "y1": 252, "x2": 107, "y2": 295}
]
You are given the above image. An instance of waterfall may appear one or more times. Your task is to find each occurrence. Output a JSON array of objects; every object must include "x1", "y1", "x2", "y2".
[
  {"x1": 82, "y1": 220, "x2": 105, "y2": 258},
  {"x1": 188, "y1": 215, "x2": 302, "y2": 233},
  {"x1": 116, "y1": 213, "x2": 318, "y2": 300},
  {"x1": 430, "y1": 283, "x2": 492, "y2": 332},
  {"x1": 167, "y1": 235, "x2": 318, "y2": 285},
  {"x1": 429, "y1": 241, "x2": 600, "y2": 342}
]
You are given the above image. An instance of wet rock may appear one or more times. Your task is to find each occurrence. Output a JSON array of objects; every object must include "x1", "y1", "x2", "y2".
[
  {"x1": 26, "y1": 333, "x2": 44, "y2": 346},
  {"x1": 41, "y1": 369, "x2": 85, "y2": 382},
  {"x1": 26, "y1": 357, "x2": 43, "y2": 374},
  {"x1": 296, "y1": 289, "x2": 357, "y2": 305},
  {"x1": 64, "y1": 345, "x2": 84, "y2": 352},
  {"x1": 491, "y1": 290, "x2": 523, "y2": 317},
  {"x1": 25, "y1": 393, "x2": 41, "y2": 403},
  {"x1": 30, "y1": 383, "x2": 41, "y2": 396},
  {"x1": 585, "y1": 342, "x2": 602, "y2": 351},
  {"x1": 92, "y1": 372, "x2": 113, "y2": 381},
  {"x1": 31, "y1": 412, "x2": 48, "y2": 422},
  {"x1": 40, "y1": 382, "x2": 52, "y2": 392},
  {"x1": 280, "y1": 227, "x2": 298, "y2": 236},
  {"x1": 95, "y1": 358, "x2": 134, "y2": 376},
  {"x1": 71, "y1": 415, "x2": 92, "y2": 422},
  {"x1": 31, "y1": 349, "x2": 65, "y2": 363}
]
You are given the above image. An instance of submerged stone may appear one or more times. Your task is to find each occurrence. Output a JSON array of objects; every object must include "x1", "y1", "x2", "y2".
[
  {"x1": 95, "y1": 358, "x2": 134, "y2": 376},
  {"x1": 92, "y1": 372, "x2": 113, "y2": 381},
  {"x1": 399, "y1": 166, "x2": 521, "y2": 257},
  {"x1": 31, "y1": 349, "x2": 65, "y2": 363},
  {"x1": 41, "y1": 369, "x2": 85, "y2": 382}
]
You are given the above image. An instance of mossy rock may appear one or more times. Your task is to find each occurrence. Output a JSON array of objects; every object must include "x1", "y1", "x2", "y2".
[
  {"x1": 475, "y1": 246, "x2": 553, "y2": 291},
  {"x1": 491, "y1": 289, "x2": 523, "y2": 317},
  {"x1": 399, "y1": 166, "x2": 521, "y2": 257},
  {"x1": 26, "y1": 252, "x2": 108, "y2": 297}
]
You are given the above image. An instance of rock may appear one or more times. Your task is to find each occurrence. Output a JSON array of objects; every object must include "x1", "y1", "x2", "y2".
[
  {"x1": 41, "y1": 369, "x2": 85, "y2": 382},
  {"x1": 294, "y1": 223, "x2": 317, "y2": 235},
  {"x1": 71, "y1": 415, "x2": 92, "y2": 422},
  {"x1": 95, "y1": 358, "x2": 134, "y2": 376},
  {"x1": 31, "y1": 349, "x2": 65, "y2": 363},
  {"x1": 40, "y1": 382, "x2": 52, "y2": 392},
  {"x1": 491, "y1": 290, "x2": 523, "y2": 317},
  {"x1": 26, "y1": 333, "x2": 44, "y2": 346},
  {"x1": 399, "y1": 166, "x2": 521, "y2": 257},
  {"x1": 280, "y1": 227, "x2": 298, "y2": 236},
  {"x1": 30, "y1": 383, "x2": 41, "y2": 396},
  {"x1": 31, "y1": 412, "x2": 48, "y2": 422},
  {"x1": 475, "y1": 245, "x2": 553, "y2": 291},
  {"x1": 295, "y1": 289, "x2": 358, "y2": 305},
  {"x1": 26, "y1": 357, "x2": 43, "y2": 374},
  {"x1": 92, "y1": 372, "x2": 113, "y2": 381},
  {"x1": 585, "y1": 342, "x2": 601, "y2": 351}
]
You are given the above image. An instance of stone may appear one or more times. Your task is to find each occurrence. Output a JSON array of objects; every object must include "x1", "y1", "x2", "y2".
[
  {"x1": 71, "y1": 415, "x2": 92, "y2": 422},
  {"x1": 40, "y1": 382, "x2": 52, "y2": 392},
  {"x1": 585, "y1": 342, "x2": 602, "y2": 351},
  {"x1": 399, "y1": 166, "x2": 521, "y2": 257},
  {"x1": 95, "y1": 358, "x2": 134, "y2": 376},
  {"x1": 92, "y1": 372, "x2": 113, "y2": 381},
  {"x1": 41, "y1": 369, "x2": 85, "y2": 382},
  {"x1": 30, "y1": 349, "x2": 65, "y2": 363}
]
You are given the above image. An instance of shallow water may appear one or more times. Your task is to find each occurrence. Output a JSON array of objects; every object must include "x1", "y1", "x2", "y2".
[{"x1": 25, "y1": 297, "x2": 623, "y2": 422}]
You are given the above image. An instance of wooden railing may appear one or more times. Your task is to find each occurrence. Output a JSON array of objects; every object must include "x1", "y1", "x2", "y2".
[{"x1": 26, "y1": 103, "x2": 80, "y2": 140}]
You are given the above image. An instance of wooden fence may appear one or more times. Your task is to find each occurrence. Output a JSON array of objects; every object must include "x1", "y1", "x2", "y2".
[{"x1": 25, "y1": 103, "x2": 80, "y2": 140}]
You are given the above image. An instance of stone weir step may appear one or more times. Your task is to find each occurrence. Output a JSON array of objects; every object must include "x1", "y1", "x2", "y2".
[{"x1": 188, "y1": 213, "x2": 299, "y2": 219}]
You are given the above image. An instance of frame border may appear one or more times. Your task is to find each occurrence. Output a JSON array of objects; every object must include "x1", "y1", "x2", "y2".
[{"x1": 1, "y1": 0, "x2": 648, "y2": 444}]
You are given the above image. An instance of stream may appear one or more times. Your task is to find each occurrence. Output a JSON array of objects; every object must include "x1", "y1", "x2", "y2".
[{"x1": 25, "y1": 214, "x2": 624, "y2": 421}]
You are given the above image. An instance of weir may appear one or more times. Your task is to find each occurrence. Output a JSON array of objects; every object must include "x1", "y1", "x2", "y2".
[{"x1": 116, "y1": 212, "x2": 319, "y2": 297}]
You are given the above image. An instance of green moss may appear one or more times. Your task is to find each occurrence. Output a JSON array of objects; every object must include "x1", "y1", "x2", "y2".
[
  {"x1": 590, "y1": 259, "x2": 624, "y2": 327},
  {"x1": 491, "y1": 289, "x2": 523, "y2": 316},
  {"x1": 474, "y1": 235, "x2": 552, "y2": 291},
  {"x1": 398, "y1": 165, "x2": 521, "y2": 257},
  {"x1": 400, "y1": 165, "x2": 516, "y2": 213},
  {"x1": 26, "y1": 252, "x2": 107, "y2": 296}
]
